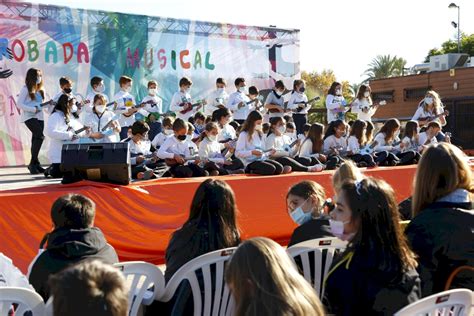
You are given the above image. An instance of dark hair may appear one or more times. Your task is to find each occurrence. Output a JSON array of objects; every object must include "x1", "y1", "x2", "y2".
[
  {"x1": 53, "y1": 94, "x2": 74, "y2": 119},
  {"x1": 241, "y1": 110, "x2": 263, "y2": 140},
  {"x1": 93, "y1": 94, "x2": 106, "y2": 105},
  {"x1": 339, "y1": 178, "x2": 418, "y2": 273},
  {"x1": 327, "y1": 82, "x2": 342, "y2": 96},
  {"x1": 216, "y1": 77, "x2": 226, "y2": 86},
  {"x1": 248, "y1": 86, "x2": 259, "y2": 96},
  {"x1": 427, "y1": 121, "x2": 441, "y2": 130},
  {"x1": 324, "y1": 119, "x2": 345, "y2": 139},
  {"x1": 366, "y1": 121, "x2": 375, "y2": 143},
  {"x1": 349, "y1": 120, "x2": 367, "y2": 145},
  {"x1": 147, "y1": 80, "x2": 158, "y2": 88},
  {"x1": 194, "y1": 111, "x2": 206, "y2": 122},
  {"x1": 59, "y1": 76, "x2": 72, "y2": 87},
  {"x1": 173, "y1": 118, "x2": 188, "y2": 132},
  {"x1": 356, "y1": 84, "x2": 371, "y2": 100},
  {"x1": 162, "y1": 117, "x2": 174, "y2": 128},
  {"x1": 25, "y1": 68, "x2": 44, "y2": 100},
  {"x1": 90, "y1": 76, "x2": 103, "y2": 88},
  {"x1": 131, "y1": 120, "x2": 150, "y2": 136},
  {"x1": 306, "y1": 123, "x2": 324, "y2": 154},
  {"x1": 51, "y1": 194, "x2": 96, "y2": 229},
  {"x1": 268, "y1": 117, "x2": 284, "y2": 137},
  {"x1": 283, "y1": 115, "x2": 293, "y2": 123},
  {"x1": 302, "y1": 123, "x2": 311, "y2": 134},
  {"x1": 199, "y1": 122, "x2": 219, "y2": 142},
  {"x1": 293, "y1": 79, "x2": 304, "y2": 91},
  {"x1": 286, "y1": 122, "x2": 296, "y2": 130},
  {"x1": 403, "y1": 121, "x2": 418, "y2": 139},
  {"x1": 229, "y1": 121, "x2": 240, "y2": 131},
  {"x1": 119, "y1": 76, "x2": 132, "y2": 86},
  {"x1": 212, "y1": 108, "x2": 231, "y2": 123},
  {"x1": 234, "y1": 77, "x2": 245, "y2": 87},
  {"x1": 378, "y1": 118, "x2": 401, "y2": 142},
  {"x1": 179, "y1": 77, "x2": 192, "y2": 87},
  {"x1": 275, "y1": 80, "x2": 285, "y2": 90}
]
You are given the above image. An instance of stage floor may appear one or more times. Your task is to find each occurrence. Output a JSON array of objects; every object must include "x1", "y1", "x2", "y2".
[{"x1": 0, "y1": 166, "x2": 61, "y2": 191}]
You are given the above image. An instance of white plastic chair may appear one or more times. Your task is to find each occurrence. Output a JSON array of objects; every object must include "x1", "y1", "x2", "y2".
[
  {"x1": 160, "y1": 247, "x2": 237, "y2": 316},
  {"x1": 0, "y1": 287, "x2": 45, "y2": 316},
  {"x1": 286, "y1": 237, "x2": 347, "y2": 298},
  {"x1": 394, "y1": 288, "x2": 473, "y2": 316},
  {"x1": 114, "y1": 261, "x2": 166, "y2": 316}
]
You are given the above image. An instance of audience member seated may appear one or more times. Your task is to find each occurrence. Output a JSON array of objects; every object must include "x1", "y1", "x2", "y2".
[
  {"x1": 406, "y1": 143, "x2": 474, "y2": 296},
  {"x1": 324, "y1": 177, "x2": 421, "y2": 315},
  {"x1": 331, "y1": 160, "x2": 363, "y2": 197},
  {"x1": 29, "y1": 194, "x2": 119, "y2": 300},
  {"x1": 49, "y1": 260, "x2": 128, "y2": 316},
  {"x1": 286, "y1": 180, "x2": 333, "y2": 247},
  {"x1": 0, "y1": 252, "x2": 33, "y2": 289},
  {"x1": 226, "y1": 237, "x2": 325, "y2": 316}
]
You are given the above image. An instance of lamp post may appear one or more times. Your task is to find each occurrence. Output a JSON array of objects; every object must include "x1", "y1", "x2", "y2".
[{"x1": 449, "y1": 3, "x2": 460, "y2": 53}]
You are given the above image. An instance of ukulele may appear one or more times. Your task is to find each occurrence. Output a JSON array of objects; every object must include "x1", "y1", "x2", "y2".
[
  {"x1": 418, "y1": 110, "x2": 449, "y2": 123},
  {"x1": 283, "y1": 139, "x2": 300, "y2": 152},
  {"x1": 164, "y1": 154, "x2": 200, "y2": 166},
  {"x1": 359, "y1": 141, "x2": 378, "y2": 155},
  {"x1": 179, "y1": 99, "x2": 207, "y2": 114},
  {"x1": 289, "y1": 96, "x2": 321, "y2": 113}
]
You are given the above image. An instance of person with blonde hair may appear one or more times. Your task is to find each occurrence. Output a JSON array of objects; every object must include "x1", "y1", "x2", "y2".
[
  {"x1": 286, "y1": 180, "x2": 333, "y2": 246},
  {"x1": 412, "y1": 90, "x2": 448, "y2": 141},
  {"x1": 406, "y1": 143, "x2": 473, "y2": 296},
  {"x1": 331, "y1": 160, "x2": 363, "y2": 194},
  {"x1": 49, "y1": 260, "x2": 128, "y2": 316},
  {"x1": 226, "y1": 237, "x2": 325, "y2": 316}
]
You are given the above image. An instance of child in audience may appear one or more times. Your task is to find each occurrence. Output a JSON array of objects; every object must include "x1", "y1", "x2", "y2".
[
  {"x1": 227, "y1": 77, "x2": 252, "y2": 125},
  {"x1": 82, "y1": 94, "x2": 120, "y2": 143},
  {"x1": 205, "y1": 77, "x2": 228, "y2": 116},
  {"x1": 331, "y1": 160, "x2": 363, "y2": 196},
  {"x1": 157, "y1": 118, "x2": 207, "y2": 178},
  {"x1": 235, "y1": 111, "x2": 286, "y2": 175},
  {"x1": 406, "y1": 143, "x2": 474, "y2": 296},
  {"x1": 170, "y1": 77, "x2": 203, "y2": 122},
  {"x1": 265, "y1": 117, "x2": 323, "y2": 172},
  {"x1": 226, "y1": 237, "x2": 325, "y2": 316},
  {"x1": 151, "y1": 116, "x2": 174, "y2": 149},
  {"x1": 324, "y1": 177, "x2": 420, "y2": 315},
  {"x1": 286, "y1": 181, "x2": 332, "y2": 246},
  {"x1": 49, "y1": 260, "x2": 128, "y2": 316},
  {"x1": 113, "y1": 75, "x2": 137, "y2": 140},
  {"x1": 326, "y1": 82, "x2": 347, "y2": 122}
]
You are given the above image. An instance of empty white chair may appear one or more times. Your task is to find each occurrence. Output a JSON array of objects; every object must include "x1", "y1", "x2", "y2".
[
  {"x1": 114, "y1": 261, "x2": 166, "y2": 316},
  {"x1": 286, "y1": 237, "x2": 347, "y2": 298},
  {"x1": 0, "y1": 287, "x2": 45, "y2": 316},
  {"x1": 394, "y1": 288, "x2": 473, "y2": 316},
  {"x1": 160, "y1": 247, "x2": 237, "y2": 316}
]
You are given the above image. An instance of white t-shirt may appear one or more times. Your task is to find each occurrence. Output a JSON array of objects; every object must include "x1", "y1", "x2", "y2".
[
  {"x1": 157, "y1": 135, "x2": 193, "y2": 159},
  {"x1": 418, "y1": 132, "x2": 438, "y2": 147},
  {"x1": 351, "y1": 98, "x2": 376, "y2": 122},
  {"x1": 347, "y1": 135, "x2": 362, "y2": 155},
  {"x1": 412, "y1": 106, "x2": 444, "y2": 125},
  {"x1": 287, "y1": 91, "x2": 309, "y2": 114},
  {"x1": 0, "y1": 253, "x2": 33, "y2": 289},
  {"x1": 169, "y1": 91, "x2": 200, "y2": 122},
  {"x1": 199, "y1": 136, "x2": 226, "y2": 164},
  {"x1": 218, "y1": 124, "x2": 237, "y2": 142},
  {"x1": 206, "y1": 89, "x2": 229, "y2": 117},
  {"x1": 373, "y1": 133, "x2": 401, "y2": 152},
  {"x1": 323, "y1": 135, "x2": 347, "y2": 155},
  {"x1": 264, "y1": 133, "x2": 296, "y2": 157},
  {"x1": 140, "y1": 95, "x2": 163, "y2": 120},
  {"x1": 326, "y1": 94, "x2": 347, "y2": 123},
  {"x1": 151, "y1": 131, "x2": 172, "y2": 148},
  {"x1": 17, "y1": 86, "x2": 45, "y2": 122},
  {"x1": 81, "y1": 110, "x2": 120, "y2": 143},
  {"x1": 113, "y1": 90, "x2": 136, "y2": 127},
  {"x1": 227, "y1": 91, "x2": 252, "y2": 121},
  {"x1": 235, "y1": 131, "x2": 265, "y2": 165}
]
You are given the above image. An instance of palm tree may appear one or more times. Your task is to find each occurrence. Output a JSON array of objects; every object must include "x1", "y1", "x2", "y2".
[{"x1": 364, "y1": 55, "x2": 407, "y2": 80}]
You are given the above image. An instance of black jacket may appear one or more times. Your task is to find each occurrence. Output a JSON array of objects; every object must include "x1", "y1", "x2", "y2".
[
  {"x1": 324, "y1": 251, "x2": 421, "y2": 315},
  {"x1": 288, "y1": 216, "x2": 333, "y2": 247},
  {"x1": 29, "y1": 227, "x2": 119, "y2": 301},
  {"x1": 405, "y1": 201, "x2": 474, "y2": 296}
]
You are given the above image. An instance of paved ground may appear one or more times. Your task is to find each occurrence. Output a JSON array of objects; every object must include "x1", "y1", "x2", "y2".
[{"x1": 0, "y1": 166, "x2": 61, "y2": 191}]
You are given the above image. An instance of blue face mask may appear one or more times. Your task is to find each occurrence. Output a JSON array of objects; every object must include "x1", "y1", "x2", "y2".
[{"x1": 289, "y1": 198, "x2": 313, "y2": 225}]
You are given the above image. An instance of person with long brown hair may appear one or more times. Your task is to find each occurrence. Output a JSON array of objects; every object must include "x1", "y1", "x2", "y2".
[
  {"x1": 406, "y1": 143, "x2": 473, "y2": 296},
  {"x1": 326, "y1": 81, "x2": 348, "y2": 122},
  {"x1": 324, "y1": 177, "x2": 420, "y2": 315},
  {"x1": 351, "y1": 84, "x2": 380, "y2": 122},
  {"x1": 373, "y1": 118, "x2": 401, "y2": 165},
  {"x1": 17, "y1": 68, "x2": 47, "y2": 174},
  {"x1": 235, "y1": 110, "x2": 289, "y2": 175},
  {"x1": 296, "y1": 123, "x2": 326, "y2": 166},
  {"x1": 226, "y1": 237, "x2": 325, "y2": 316},
  {"x1": 346, "y1": 119, "x2": 379, "y2": 167}
]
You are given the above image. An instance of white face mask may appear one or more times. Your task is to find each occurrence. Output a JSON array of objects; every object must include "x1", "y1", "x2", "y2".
[
  {"x1": 424, "y1": 97, "x2": 433, "y2": 105},
  {"x1": 148, "y1": 88, "x2": 157, "y2": 96},
  {"x1": 185, "y1": 87, "x2": 191, "y2": 93},
  {"x1": 163, "y1": 128, "x2": 173, "y2": 136},
  {"x1": 255, "y1": 124, "x2": 263, "y2": 131},
  {"x1": 276, "y1": 90, "x2": 284, "y2": 96},
  {"x1": 329, "y1": 219, "x2": 350, "y2": 238},
  {"x1": 208, "y1": 134, "x2": 217, "y2": 142},
  {"x1": 71, "y1": 103, "x2": 78, "y2": 113},
  {"x1": 36, "y1": 76, "x2": 42, "y2": 84},
  {"x1": 124, "y1": 86, "x2": 131, "y2": 93},
  {"x1": 217, "y1": 87, "x2": 225, "y2": 94},
  {"x1": 95, "y1": 105, "x2": 106, "y2": 114},
  {"x1": 95, "y1": 84, "x2": 105, "y2": 93},
  {"x1": 364, "y1": 91, "x2": 370, "y2": 98},
  {"x1": 335, "y1": 89, "x2": 342, "y2": 95},
  {"x1": 289, "y1": 198, "x2": 313, "y2": 225},
  {"x1": 277, "y1": 126, "x2": 286, "y2": 134},
  {"x1": 239, "y1": 86, "x2": 247, "y2": 93}
]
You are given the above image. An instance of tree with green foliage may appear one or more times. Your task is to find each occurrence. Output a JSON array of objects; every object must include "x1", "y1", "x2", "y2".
[
  {"x1": 364, "y1": 55, "x2": 407, "y2": 80},
  {"x1": 425, "y1": 33, "x2": 474, "y2": 62}
]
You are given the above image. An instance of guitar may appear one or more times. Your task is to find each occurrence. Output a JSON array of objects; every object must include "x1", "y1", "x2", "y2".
[
  {"x1": 39, "y1": 98, "x2": 91, "y2": 109},
  {"x1": 115, "y1": 99, "x2": 157, "y2": 112},
  {"x1": 179, "y1": 99, "x2": 207, "y2": 114},
  {"x1": 164, "y1": 154, "x2": 200, "y2": 166},
  {"x1": 328, "y1": 146, "x2": 348, "y2": 157},
  {"x1": 418, "y1": 110, "x2": 449, "y2": 123},
  {"x1": 283, "y1": 139, "x2": 300, "y2": 152},
  {"x1": 134, "y1": 153, "x2": 159, "y2": 168},
  {"x1": 357, "y1": 100, "x2": 387, "y2": 113},
  {"x1": 329, "y1": 97, "x2": 349, "y2": 120},
  {"x1": 100, "y1": 114, "x2": 121, "y2": 132},
  {"x1": 289, "y1": 96, "x2": 321, "y2": 113},
  {"x1": 359, "y1": 141, "x2": 378, "y2": 155},
  {"x1": 221, "y1": 139, "x2": 237, "y2": 156}
]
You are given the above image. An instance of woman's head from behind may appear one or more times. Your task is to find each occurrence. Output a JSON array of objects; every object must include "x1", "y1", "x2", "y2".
[
  {"x1": 226, "y1": 237, "x2": 324, "y2": 316},
  {"x1": 412, "y1": 142, "x2": 473, "y2": 216},
  {"x1": 286, "y1": 180, "x2": 326, "y2": 225},
  {"x1": 332, "y1": 160, "x2": 363, "y2": 195},
  {"x1": 189, "y1": 179, "x2": 240, "y2": 247},
  {"x1": 332, "y1": 177, "x2": 417, "y2": 271}
]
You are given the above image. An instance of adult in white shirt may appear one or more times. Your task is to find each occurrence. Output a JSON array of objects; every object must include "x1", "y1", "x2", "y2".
[
  {"x1": 113, "y1": 76, "x2": 137, "y2": 140},
  {"x1": 170, "y1": 77, "x2": 203, "y2": 123},
  {"x1": 325, "y1": 82, "x2": 348, "y2": 123},
  {"x1": 351, "y1": 84, "x2": 380, "y2": 122},
  {"x1": 17, "y1": 68, "x2": 48, "y2": 174},
  {"x1": 81, "y1": 94, "x2": 120, "y2": 143},
  {"x1": 45, "y1": 94, "x2": 89, "y2": 178},
  {"x1": 226, "y1": 77, "x2": 252, "y2": 124},
  {"x1": 0, "y1": 253, "x2": 33, "y2": 289},
  {"x1": 205, "y1": 78, "x2": 229, "y2": 117},
  {"x1": 287, "y1": 79, "x2": 309, "y2": 134},
  {"x1": 264, "y1": 80, "x2": 286, "y2": 119}
]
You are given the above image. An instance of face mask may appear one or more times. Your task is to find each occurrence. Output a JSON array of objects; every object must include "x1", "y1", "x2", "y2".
[
  {"x1": 71, "y1": 104, "x2": 78, "y2": 113},
  {"x1": 364, "y1": 91, "x2": 370, "y2": 98},
  {"x1": 163, "y1": 129, "x2": 173, "y2": 136},
  {"x1": 289, "y1": 198, "x2": 312, "y2": 225},
  {"x1": 217, "y1": 87, "x2": 225, "y2": 94},
  {"x1": 208, "y1": 134, "x2": 217, "y2": 142},
  {"x1": 124, "y1": 86, "x2": 131, "y2": 93},
  {"x1": 36, "y1": 76, "x2": 42, "y2": 84},
  {"x1": 299, "y1": 87, "x2": 305, "y2": 93},
  {"x1": 64, "y1": 88, "x2": 72, "y2": 94},
  {"x1": 255, "y1": 124, "x2": 263, "y2": 131},
  {"x1": 239, "y1": 86, "x2": 247, "y2": 93},
  {"x1": 95, "y1": 105, "x2": 106, "y2": 114},
  {"x1": 329, "y1": 219, "x2": 350, "y2": 238},
  {"x1": 95, "y1": 84, "x2": 105, "y2": 93},
  {"x1": 424, "y1": 97, "x2": 433, "y2": 105},
  {"x1": 177, "y1": 134, "x2": 187, "y2": 142},
  {"x1": 276, "y1": 90, "x2": 284, "y2": 96},
  {"x1": 148, "y1": 88, "x2": 157, "y2": 96},
  {"x1": 335, "y1": 89, "x2": 342, "y2": 95},
  {"x1": 185, "y1": 87, "x2": 191, "y2": 93},
  {"x1": 278, "y1": 126, "x2": 286, "y2": 134}
]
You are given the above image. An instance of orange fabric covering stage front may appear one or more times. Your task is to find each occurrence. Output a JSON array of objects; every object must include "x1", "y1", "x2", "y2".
[{"x1": 0, "y1": 166, "x2": 418, "y2": 273}]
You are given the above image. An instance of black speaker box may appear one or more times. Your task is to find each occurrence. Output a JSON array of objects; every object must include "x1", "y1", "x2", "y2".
[{"x1": 61, "y1": 142, "x2": 131, "y2": 185}]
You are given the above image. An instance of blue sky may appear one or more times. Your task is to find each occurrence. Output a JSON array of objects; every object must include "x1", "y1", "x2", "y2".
[{"x1": 38, "y1": 0, "x2": 474, "y2": 84}]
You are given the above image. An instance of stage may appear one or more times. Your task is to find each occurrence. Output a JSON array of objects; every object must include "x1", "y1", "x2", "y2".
[{"x1": 0, "y1": 165, "x2": 423, "y2": 274}]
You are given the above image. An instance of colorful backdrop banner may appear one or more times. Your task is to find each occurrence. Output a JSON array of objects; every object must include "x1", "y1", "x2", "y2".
[{"x1": 0, "y1": 2, "x2": 300, "y2": 166}]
